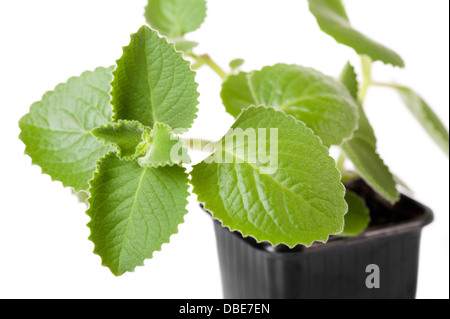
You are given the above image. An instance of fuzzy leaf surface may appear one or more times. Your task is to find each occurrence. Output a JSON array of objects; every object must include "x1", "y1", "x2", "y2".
[
  {"x1": 308, "y1": 0, "x2": 404, "y2": 67},
  {"x1": 92, "y1": 121, "x2": 148, "y2": 160},
  {"x1": 145, "y1": 0, "x2": 207, "y2": 38},
  {"x1": 339, "y1": 63, "x2": 399, "y2": 203},
  {"x1": 396, "y1": 86, "x2": 449, "y2": 156},
  {"x1": 221, "y1": 64, "x2": 359, "y2": 146},
  {"x1": 87, "y1": 153, "x2": 189, "y2": 276},
  {"x1": 19, "y1": 67, "x2": 114, "y2": 192},
  {"x1": 111, "y1": 26, "x2": 199, "y2": 131},
  {"x1": 341, "y1": 191, "x2": 370, "y2": 236},
  {"x1": 138, "y1": 123, "x2": 190, "y2": 167},
  {"x1": 191, "y1": 106, "x2": 347, "y2": 247}
]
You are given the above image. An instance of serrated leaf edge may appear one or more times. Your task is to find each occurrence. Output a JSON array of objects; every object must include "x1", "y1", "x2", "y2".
[
  {"x1": 91, "y1": 120, "x2": 150, "y2": 161},
  {"x1": 18, "y1": 66, "x2": 115, "y2": 192},
  {"x1": 342, "y1": 141, "x2": 400, "y2": 204},
  {"x1": 339, "y1": 62, "x2": 399, "y2": 204},
  {"x1": 110, "y1": 25, "x2": 200, "y2": 133},
  {"x1": 85, "y1": 152, "x2": 190, "y2": 276},
  {"x1": 223, "y1": 64, "x2": 360, "y2": 146},
  {"x1": 144, "y1": 0, "x2": 208, "y2": 39},
  {"x1": 193, "y1": 105, "x2": 347, "y2": 248},
  {"x1": 138, "y1": 122, "x2": 191, "y2": 168}
]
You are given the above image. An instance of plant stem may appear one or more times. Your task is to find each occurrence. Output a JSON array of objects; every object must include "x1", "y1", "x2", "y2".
[
  {"x1": 359, "y1": 55, "x2": 373, "y2": 102},
  {"x1": 336, "y1": 153, "x2": 347, "y2": 172},
  {"x1": 188, "y1": 53, "x2": 228, "y2": 80}
]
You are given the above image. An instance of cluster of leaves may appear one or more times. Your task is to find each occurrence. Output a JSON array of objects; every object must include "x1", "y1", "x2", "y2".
[
  {"x1": 20, "y1": 24, "x2": 198, "y2": 275},
  {"x1": 19, "y1": 0, "x2": 448, "y2": 276}
]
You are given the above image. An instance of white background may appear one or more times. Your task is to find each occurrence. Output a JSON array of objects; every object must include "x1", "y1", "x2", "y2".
[{"x1": 0, "y1": 0, "x2": 448, "y2": 299}]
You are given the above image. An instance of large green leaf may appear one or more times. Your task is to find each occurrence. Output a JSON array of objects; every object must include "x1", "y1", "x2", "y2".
[
  {"x1": 221, "y1": 64, "x2": 359, "y2": 146},
  {"x1": 111, "y1": 26, "x2": 199, "y2": 131},
  {"x1": 92, "y1": 120, "x2": 148, "y2": 160},
  {"x1": 339, "y1": 63, "x2": 399, "y2": 203},
  {"x1": 340, "y1": 191, "x2": 370, "y2": 237},
  {"x1": 144, "y1": 0, "x2": 207, "y2": 38},
  {"x1": 19, "y1": 67, "x2": 114, "y2": 192},
  {"x1": 308, "y1": 0, "x2": 404, "y2": 67},
  {"x1": 395, "y1": 86, "x2": 449, "y2": 156},
  {"x1": 191, "y1": 106, "x2": 347, "y2": 247},
  {"x1": 87, "y1": 153, "x2": 189, "y2": 276}
]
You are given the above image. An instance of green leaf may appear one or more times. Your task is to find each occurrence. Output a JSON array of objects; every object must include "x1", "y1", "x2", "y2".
[
  {"x1": 173, "y1": 38, "x2": 199, "y2": 53},
  {"x1": 221, "y1": 64, "x2": 359, "y2": 146},
  {"x1": 87, "y1": 153, "x2": 189, "y2": 276},
  {"x1": 340, "y1": 191, "x2": 370, "y2": 237},
  {"x1": 71, "y1": 189, "x2": 89, "y2": 205},
  {"x1": 229, "y1": 58, "x2": 245, "y2": 71},
  {"x1": 395, "y1": 86, "x2": 449, "y2": 156},
  {"x1": 308, "y1": 0, "x2": 404, "y2": 67},
  {"x1": 145, "y1": 0, "x2": 207, "y2": 38},
  {"x1": 339, "y1": 62, "x2": 359, "y2": 100},
  {"x1": 138, "y1": 123, "x2": 190, "y2": 167},
  {"x1": 191, "y1": 106, "x2": 347, "y2": 247},
  {"x1": 19, "y1": 67, "x2": 114, "y2": 192},
  {"x1": 111, "y1": 26, "x2": 199, "y2": 132},
  {"x1": 339, "y1": 63, "x2": 399, "y2": 203},
  {"x1": 342, "y1": 134, "x2": 399, "y2": 203},
  {"x1": 91, "y1": 121, "x2": 148, "y2": 160}
]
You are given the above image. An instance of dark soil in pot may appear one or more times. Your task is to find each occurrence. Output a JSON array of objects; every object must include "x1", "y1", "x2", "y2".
[{"x1": 205, "y1": 178, "x2": 434, "y2": 299}]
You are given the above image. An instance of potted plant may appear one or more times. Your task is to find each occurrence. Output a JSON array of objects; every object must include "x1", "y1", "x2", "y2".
[{"x1": 18, "y1": 0, "x2": 448, "y2": 299}]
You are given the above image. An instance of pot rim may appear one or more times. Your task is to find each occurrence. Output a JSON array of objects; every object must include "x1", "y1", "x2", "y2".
[{"x1": 203, "y1": 193, "x2": 434, "y2": 255}]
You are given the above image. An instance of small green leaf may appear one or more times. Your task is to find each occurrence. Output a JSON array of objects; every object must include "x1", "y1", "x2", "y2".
[
  {"x1": 111, "y1": 26, "x2": 199, "y2": 132},
  {"x1": 340, "y1": 191, "x2": 371, "y2": 237},
  {"x1": 191, "y1": 106, "x2": 347, "y2": 247},
  {"x1": 229, "y1": 58, "x2": 245, "y2": 71},
  {"x1": 138, "y1": 123, "x2": 190, "y2": 168},
  {"x1": 339, "y1": 62, "x2": 359, "y2": 100},
  {"x1": 87, "y1": 153, "x2": 189, "y2": 276},
  {"x1": 221, "y1": 64, "x2": 359, "y2": 146},
  {"x1": 308, "y1": 0, "x2": 404, "y2": 67},
  {"x1": 92, "y1": 121, "x2": 148, "y2": 160},
  {"x1": 145, "y1": 0, "x2": 207, "y2": 38},
  {"x1": 71, "y1": 189, "x2": 89, "y2": 205},
  {"x1": 174, "y1": 38, "x2": 199, "y2": 53},
  {"x1": 339, "y1": 63, "x2": 399, "y2": 203},
  {"x1": 395, "y1": 86, "x2": 449, "y2": 156},
  {"x1": 19, "y1": 67, "x2": 115, "y2": 192}
]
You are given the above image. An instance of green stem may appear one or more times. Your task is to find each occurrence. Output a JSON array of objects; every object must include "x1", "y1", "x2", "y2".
[
  {"x1": 190, "y1": 59, "x2": 206, "y2": 70},
  {"x1": 336, "y1": 153, "x2": 347, "y2": 172},
  {"x1": 359, "y1": 55, "x2": 373, "y2": 102},
  {"x1": 188, "y1": 53, "x2": 228, "y2": 80}
]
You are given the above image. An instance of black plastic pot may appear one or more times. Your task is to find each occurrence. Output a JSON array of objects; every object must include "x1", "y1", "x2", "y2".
[{"x1": 206, "y1": 179, "x2": 434, "y2": 299}]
